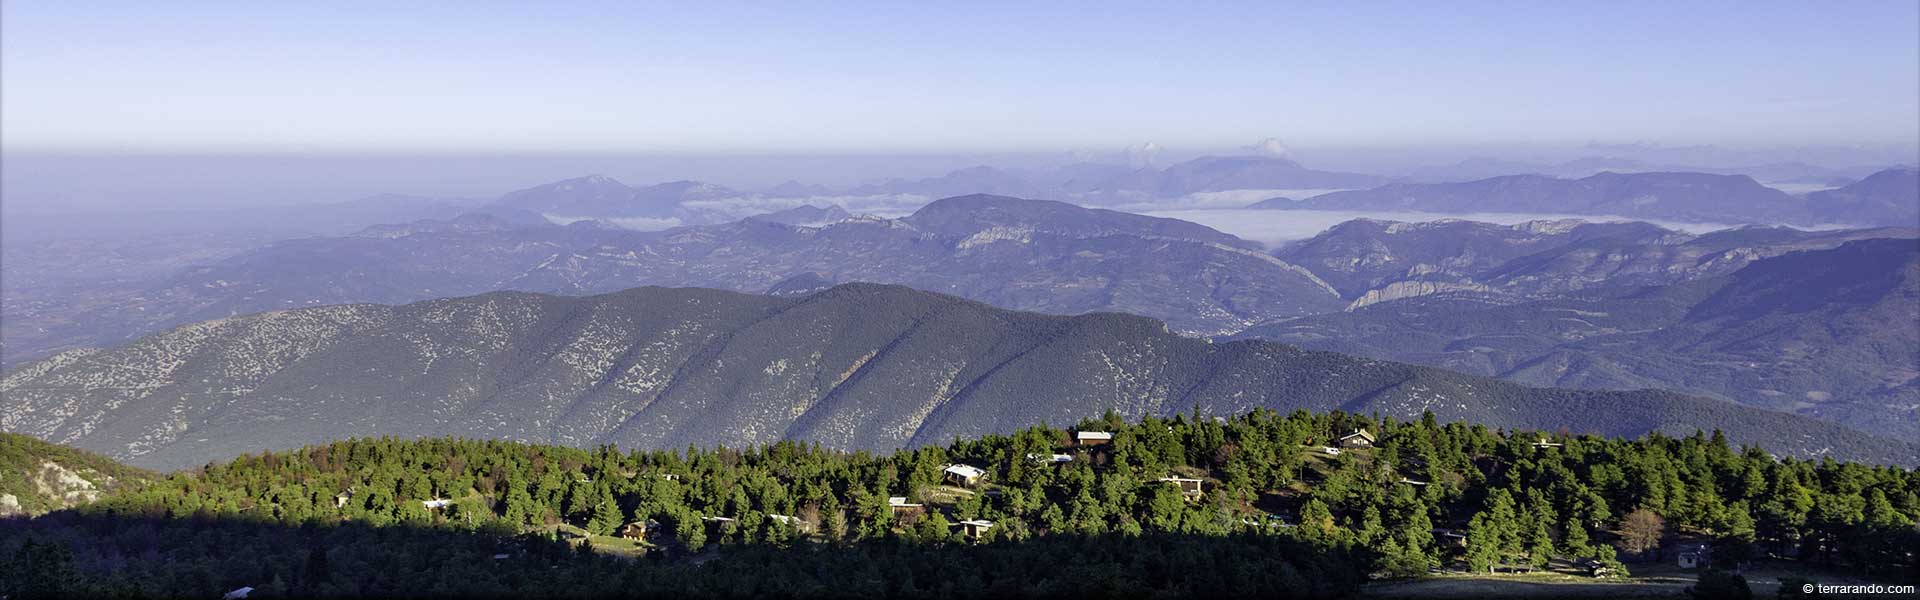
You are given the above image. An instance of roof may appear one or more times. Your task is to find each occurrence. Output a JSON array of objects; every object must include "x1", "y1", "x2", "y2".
[
  {"x1": 1158, "y1": 477, "x2": 1203, "y2": 483},
  {"x1": 958, "y1": 520, "x2": 994, "y2": 528},
  {"x1": 1076, "y1": 431, "x2": 1113, "y2": 440},
  {"x1": 421, "y1": 499, "x2": 455, "y2": 508},
  {"x1": 944, "y1": 464, "x2": 986, "y2": 478},
  {"x1": 1339, "y1": 429, "x2": 1376, "y2": 443},
  {"x1": 888, "y1": 497, "x2": 923, "y2": 507}
]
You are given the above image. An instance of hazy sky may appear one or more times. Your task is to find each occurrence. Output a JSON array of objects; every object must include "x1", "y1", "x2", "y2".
[{"x1": 5, "y1": 1, "x2": 1918, "y2": 153}]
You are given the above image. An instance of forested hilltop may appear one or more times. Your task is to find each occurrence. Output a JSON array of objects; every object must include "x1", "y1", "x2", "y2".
[{"x1": 5, "y1": 409, "x2": 1918, "y2": 598}]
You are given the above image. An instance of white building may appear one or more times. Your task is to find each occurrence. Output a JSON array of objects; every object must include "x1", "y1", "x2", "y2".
[{"x1": 944, "y1": 464, "x2": 987, "y2": 487}]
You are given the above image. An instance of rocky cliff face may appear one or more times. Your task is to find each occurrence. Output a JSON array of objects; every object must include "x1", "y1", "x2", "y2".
[{"x1": 0, "y1": 433, "x2": 145, "y2": 515}]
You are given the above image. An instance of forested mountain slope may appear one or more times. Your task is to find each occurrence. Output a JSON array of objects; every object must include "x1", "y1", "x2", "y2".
[
  {"x1": 1237, "y1": 239, "x2": 1920, "y2": 439},
  {"x1": 5, "y1": 410, "x2": 1916, "y2": 597},
  {"x1": 1271, "y1": 218, "x2": 1915, "y2": 306},
  {"x1": 5, "y1": 283, "x2": 1913, "y2": 470}
]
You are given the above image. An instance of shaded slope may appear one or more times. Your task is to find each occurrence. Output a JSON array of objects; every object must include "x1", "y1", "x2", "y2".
[{"x1": 1237, "y1": 239, "x2": 1920, "y2": 439}]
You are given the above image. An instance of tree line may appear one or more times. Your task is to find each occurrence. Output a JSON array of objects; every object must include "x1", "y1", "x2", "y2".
[{"x1": 3, "y1": 408, "x2": 1916, "y2": 598}]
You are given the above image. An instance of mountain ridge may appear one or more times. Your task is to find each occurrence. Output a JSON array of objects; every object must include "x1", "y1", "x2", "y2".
[
  {"x1": 6, "y1": 282, "x2": 1914, "y2": 470},
  {"x1": 1, "y1": 195, "x2": 1346, "y2": 368},
  {"x1": 1236, "y1": 238, "x2": 1920, "y2": 439},
  {"x1": 1259, "y1": 170, "x2": 1918, "y2": 226}
]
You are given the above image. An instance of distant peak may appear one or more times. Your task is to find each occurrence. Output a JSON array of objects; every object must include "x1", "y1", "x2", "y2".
[{"x1": 911, "y1": 193, "x2": 1049, "y2": 212}]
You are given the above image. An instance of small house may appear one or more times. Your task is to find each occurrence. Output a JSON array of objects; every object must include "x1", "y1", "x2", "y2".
[
  {"x1": 1431, "y1": 528, "x2": 1468, "y2": 548},
  {"x1": 943, "y1": 464, "x2": 987, "y2": 487},
  {"x1": 421, "y1": 499, "x2": 455, "y2": 510},
  {"x1": 768, "y1": 514, "x2": 812, "y2": 533},
  {"x1": 1337, "y1": 429, "x2": 1376, "y2": 449},
  {"x1": 1573, "y1": 558, "x2": 1613, "y2": 577},
  {"x1": 1074, "y1": 431, "x2": 1113, "y2": 447},
  {"x1": 888, "y1": 496, "x2": 926, "y2": 517},
  {"x1": 1158, "y1": 477, "x2": 1205, "y2": 500},
  {"x1": 619, "y1": 519, "x2": 659, "y2": 541},
  {"x1": 333, "y1": 488, "x2": 355, "y2": 509},
  {"x1": 1532, "y1": 437, "x2": 1564, "y2": 449},
  {"x1": 956, "y1": 519, "x2": 994, "y2": 540},
  {"x1": 1678, "y1": 545, "x2": 1710, "y2": 569}
]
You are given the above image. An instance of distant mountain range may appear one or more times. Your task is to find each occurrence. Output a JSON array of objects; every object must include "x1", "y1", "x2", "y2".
[
  {"x1": 1257, "y1": 168, "x2": 1920, "y2": 227},
  {"x1": 1235, "y1": 239, "x2": 1920, "y2": 440},
  {"x1": 7, "y1": 190, "x2": 1914, "y2": 448},
  {"x1": 1269, "y1": 217, "x2": 1917, "y2": 307},
  {"x1": 481, "y1": 155, "x2": 1390, "y2": 223},
  {"x1": 1806, "y1": 167, "x2": 1920, "y2": 226},
  {"x1": 845, "y1": 155, "x2": 1388, "y2": 203},
  {"x1": 0, "y1": 195, "x2": 1347, "y2": 367},
  {"x1": 6, "y1": 282, "x2": 1911, "y2": 470},
  {"x1": 0, "y1": 195, "x2": 503, "y2": 374},
  {"x1": 1405, "y1": 156, "x2": 1894, "y2": 185},
  {"x1": 494, "y1": 175, "x2": 743, "y2": 222}
]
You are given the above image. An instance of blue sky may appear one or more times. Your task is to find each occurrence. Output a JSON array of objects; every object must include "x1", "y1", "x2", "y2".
[{"x1": 3, "y1": 1, "x2": 1917, "y2": 153}]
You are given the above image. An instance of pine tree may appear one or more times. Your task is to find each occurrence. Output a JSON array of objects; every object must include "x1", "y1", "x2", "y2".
[
  {"x1": 1485, "y1": 489, "x2": 1522, "y2": 566},
  {"x1": 1562, "y1": 513, "x2": 1592, "y2": 558},
  {"x1": 917, "y1": 512, "x2": 951, "y2": 545},
  {"x1": 587, "y1": 493, "x2": 623, "y2": 536},
  {"x1": 1300, "y1": 498, "x2": 1337, "y2": 543},
  {"x1": 1466, "y1": 511, "x2": 1502, "y2": 574},
  {"x1": 1525, "y1": 515, "x2": 1554, "y2": 568}
]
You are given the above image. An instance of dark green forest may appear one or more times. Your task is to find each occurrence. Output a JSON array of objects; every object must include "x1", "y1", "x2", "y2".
[{"x1": 4, "y1": 408, "x2": 1918, "y2": 598}]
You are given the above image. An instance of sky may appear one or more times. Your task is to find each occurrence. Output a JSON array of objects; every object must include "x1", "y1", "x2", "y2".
[{"x1": 5, "y1": 1, "x2": 1919, "y2": 154}]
